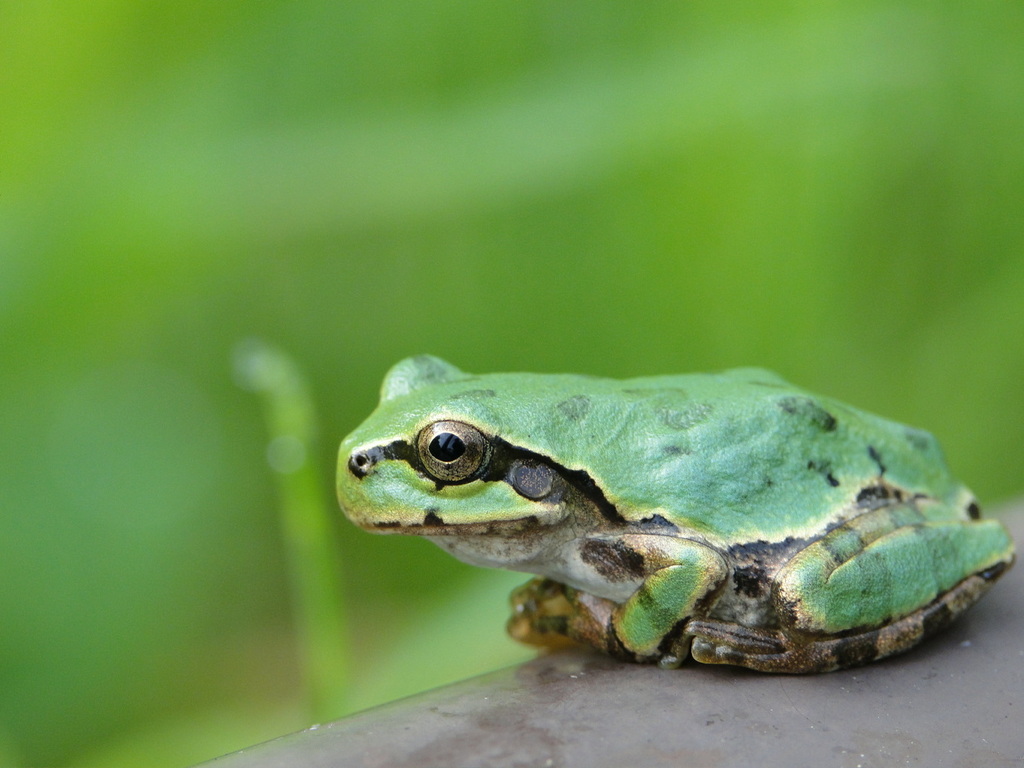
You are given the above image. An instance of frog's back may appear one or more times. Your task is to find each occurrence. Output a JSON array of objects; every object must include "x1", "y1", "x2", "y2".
[{"x1": 455, "y1": 367, "x2": 966, "y2": 544}]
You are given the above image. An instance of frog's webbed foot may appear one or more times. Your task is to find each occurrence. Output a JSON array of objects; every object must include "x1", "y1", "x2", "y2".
[
  {"x1": 507, "y1": 577, "x2": 626, "y2": 656},
  {"x1": 686, "y1": 565, "x2": 1008, "y2": 673}
]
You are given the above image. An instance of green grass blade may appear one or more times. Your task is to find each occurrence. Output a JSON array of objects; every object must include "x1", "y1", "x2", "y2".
[{"x1": 234, "y1": 339, "x2": 349, "y2": 721}]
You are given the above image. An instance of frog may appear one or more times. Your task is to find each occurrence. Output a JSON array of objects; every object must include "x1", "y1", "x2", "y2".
[{"x1": 336, "y1": 355, "x2": 1014, "y2": 673}]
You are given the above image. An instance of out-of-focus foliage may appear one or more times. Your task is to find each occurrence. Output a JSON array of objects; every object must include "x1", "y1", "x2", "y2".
[{"x1": 1, "y1": 1, "x2": 1022, "y2": 765}]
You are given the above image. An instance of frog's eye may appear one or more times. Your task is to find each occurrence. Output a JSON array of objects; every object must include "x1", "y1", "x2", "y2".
[{"x1": 417, "y1": 420, "x2": 489, "y2": 483}]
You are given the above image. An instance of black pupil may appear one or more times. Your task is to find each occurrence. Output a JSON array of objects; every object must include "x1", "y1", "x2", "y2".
[{"x1": 429, "y1": 432, "x2": 466, "y2": 462}]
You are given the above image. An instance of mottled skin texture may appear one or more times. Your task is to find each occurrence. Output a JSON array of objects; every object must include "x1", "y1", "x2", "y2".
[{"x1": 337, "y1": 356, "x2": 1015, "y2": 673}]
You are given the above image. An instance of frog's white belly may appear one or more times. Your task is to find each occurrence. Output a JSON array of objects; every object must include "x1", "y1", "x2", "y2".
[{"x1": 426, "y1": 534, "x2": 643, "y2": 602}]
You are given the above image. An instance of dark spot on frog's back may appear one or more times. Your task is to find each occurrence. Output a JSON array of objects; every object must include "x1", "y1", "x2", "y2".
[
  {"x1": 807, "y1": 460, "x2": 840, "y2": 487},
  {"x1": 556, "y1": 395, "x2": 592, "y2": 421},
  {"x1": 967, "y1": 501, "x2": 981, "y2": 520},
  {"x1": 423, "y1": 510, "x2": 444, "y2": 526},
  {"x1": 411, "y1": 355, "x2": 469, "y2": 384},
  {"x1": 580, "y1": 539, "x2": 646, "y2": 581},
  {"x1": 450, "y1": 388, "x2": 496, "y2": 400},
  {"x1": 777, "y1": 396, "x2": 837, "y2": 432},
  {"x1": 661, "y1": 444, "x2": 690, "y2": 457},
  {"x1": 868, "y1": 445, "x2": 886, "y2": 474},
  {"x1": 657, "y1": 402, "x2": 713, "y2": 431},
  {"x1": 903, "y1": 427, "x2": 935, "y2": 453}
]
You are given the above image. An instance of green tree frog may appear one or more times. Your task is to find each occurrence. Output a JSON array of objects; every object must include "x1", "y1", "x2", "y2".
[{"x1": 337, "y1": 356, "x2": 1014, "y2": 673}]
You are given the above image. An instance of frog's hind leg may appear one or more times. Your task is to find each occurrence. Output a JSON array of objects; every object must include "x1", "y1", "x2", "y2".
[
  {"x1": 688, "y1": 500, "x2": 1014, "y2": 673},
  {"x1": 771, "y1": 506, "x2": 1013, "y2": 640},
  {"x1": 687, "y1": 563, "x2": 1007, "y2": 673}
]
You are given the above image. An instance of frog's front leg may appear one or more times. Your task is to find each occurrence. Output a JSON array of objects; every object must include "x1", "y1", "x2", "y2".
[{"x1": 509, "y1": 536, "x2": 728, "y2": 665}]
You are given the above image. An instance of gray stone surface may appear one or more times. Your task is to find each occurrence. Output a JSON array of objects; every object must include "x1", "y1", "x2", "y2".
[{"x1": 201, "y1": 503, "x2": 1024, "y2": 767}]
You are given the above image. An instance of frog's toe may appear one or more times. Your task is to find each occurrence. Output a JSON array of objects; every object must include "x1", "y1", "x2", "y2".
[
  {"x1": 686, "y1": 620, "x2": 798, "y2": 671},
  {"x1": 689, "y1": 637, "x2": 747, "y2": 668}
]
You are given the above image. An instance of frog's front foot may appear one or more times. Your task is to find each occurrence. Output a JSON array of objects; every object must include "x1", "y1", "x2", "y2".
[
  {"x1": 507, "y1": 577, "x2": 577, "y2": 650},
  {"x1": 508, "y1": 577, "x2": 627, "y2": 657}
]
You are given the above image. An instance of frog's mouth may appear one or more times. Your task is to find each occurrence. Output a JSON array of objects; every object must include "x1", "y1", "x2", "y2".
[{"x1": 367, "y1": 513, "x2": 543, "y2": 536}]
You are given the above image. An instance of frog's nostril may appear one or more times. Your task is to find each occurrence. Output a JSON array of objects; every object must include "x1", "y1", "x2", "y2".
[{"x1": 349, "y1": 450, "x2": 373, "y2": 479}]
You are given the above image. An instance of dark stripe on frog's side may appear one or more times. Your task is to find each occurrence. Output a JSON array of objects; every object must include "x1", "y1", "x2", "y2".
[
  {"x1": 632, "y1": 513, "x2": 680, "y2": 533},
  {"x1": 352, "y1": 435, "x2": 628, "y2": 524},
  {"x1": 484, "y1": 436, "x2": 628, "y2": 524},
  {"x1": 855, "y1": 481, "x2": 925, "y2": 510},
  {"x1": 855, "y1": 483, "x2": 895, "y2": 507},
  {"x1": 580, "y1": 539, "x2": 646, "y2": 581}
]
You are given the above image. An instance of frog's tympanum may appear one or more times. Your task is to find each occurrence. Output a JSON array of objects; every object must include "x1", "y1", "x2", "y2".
[{"x1": 337, "y1": 356, "x2": 1014, "y2": 673}]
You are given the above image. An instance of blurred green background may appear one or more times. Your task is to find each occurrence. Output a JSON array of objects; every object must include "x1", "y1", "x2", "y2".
[{"x1": 2, "y1": 1, "x2": 1023, "y2": 765}]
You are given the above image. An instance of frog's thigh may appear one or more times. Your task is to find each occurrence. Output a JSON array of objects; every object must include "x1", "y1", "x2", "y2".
[
  {"x1": 774, "y1": 515, "x2": 1013, "y2": 635},
  {"x1": 613, "y1": 539, "x2": 728, "y2": 656},
  {"x1": 690, "y1": 570, "x2": 1001, "y2": 672}
]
